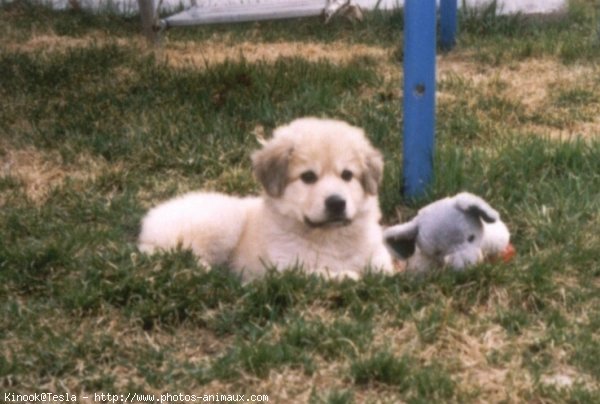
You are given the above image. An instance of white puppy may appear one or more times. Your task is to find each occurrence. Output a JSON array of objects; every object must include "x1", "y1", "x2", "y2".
[{"x1": 138, "y1": 117, "x2": 393, "y2": 281}]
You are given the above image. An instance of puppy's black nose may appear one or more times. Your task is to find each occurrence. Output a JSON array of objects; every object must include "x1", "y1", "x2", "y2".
[{"x1": 325, "y1": 195, "x2": 346, "y2": 216}]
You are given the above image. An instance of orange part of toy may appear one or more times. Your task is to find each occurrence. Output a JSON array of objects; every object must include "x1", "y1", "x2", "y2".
[
  {"x1": 501, "y1": 243, "x2": 516, "y2": 263},
  {"x1": 486, "y1": 243, "x2": 516, "y2": 264}
]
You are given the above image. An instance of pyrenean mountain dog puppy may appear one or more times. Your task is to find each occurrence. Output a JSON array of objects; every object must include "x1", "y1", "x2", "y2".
[{"x1": 138, "y1": 117, "x2": 393, "y2": 281}]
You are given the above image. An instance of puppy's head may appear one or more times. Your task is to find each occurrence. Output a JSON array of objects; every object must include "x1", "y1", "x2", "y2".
[{"x1": 252, "y1": 117, "x2": 383, "y2": 228}]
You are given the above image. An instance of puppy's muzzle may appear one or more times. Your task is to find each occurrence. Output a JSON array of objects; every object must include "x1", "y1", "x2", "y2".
[{"x1": 304, "y1": 194, "x2": 351, "y2": 228}]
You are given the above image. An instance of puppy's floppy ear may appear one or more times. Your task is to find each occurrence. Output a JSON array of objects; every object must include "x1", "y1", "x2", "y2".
[
  {"x1": 361, "y1": 148, "x2": 384, "y2": 195},
  {"x1": 252, "y1": 137, "x2": 294, "y2": 197},
  {"x1": 454, "y1": 192, "x2": 499, "y2": 223},
  {"x1": 383, "y1": 220, "x2": 419, "y2": 259}
]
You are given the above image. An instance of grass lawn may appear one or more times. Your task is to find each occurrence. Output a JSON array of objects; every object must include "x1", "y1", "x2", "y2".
[{"x1": 1, "y1": 0, "x2": 599, "y2": 402}]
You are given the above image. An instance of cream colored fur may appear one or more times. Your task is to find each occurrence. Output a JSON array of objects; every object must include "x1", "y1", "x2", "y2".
[{"x1": 138, "y1": 117, "x2": 393, "y2": 281}]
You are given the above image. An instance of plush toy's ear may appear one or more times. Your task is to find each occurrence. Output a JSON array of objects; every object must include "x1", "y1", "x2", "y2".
[
  {"x1": 454, "y1": 192, "x2": 499, "y2": 223},
  {"x1": 383, "y1": 221, "x2": 419, "y2": 259}
]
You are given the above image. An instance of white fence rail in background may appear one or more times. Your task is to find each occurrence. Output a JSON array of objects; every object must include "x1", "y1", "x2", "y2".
[{"x1": 25, "y1": 0, "x2": 566, "y2": 16}]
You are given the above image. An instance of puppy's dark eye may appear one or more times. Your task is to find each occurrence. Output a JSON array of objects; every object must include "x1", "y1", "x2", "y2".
[
  {"x1": 341, "y1": 169, "x2": 353, "y2": 182},
  {"x1": 300, "y1": 170, "x2": 318, "y2": 184}
]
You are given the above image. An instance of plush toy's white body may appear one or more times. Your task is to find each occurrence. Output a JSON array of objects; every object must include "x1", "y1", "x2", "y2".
[{"x1": 384, "y1": 192, "x2": 513, "y2": 272}]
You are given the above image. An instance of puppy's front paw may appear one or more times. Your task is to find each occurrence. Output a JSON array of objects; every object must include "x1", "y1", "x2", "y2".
[{"x1": 318, "y1": 268, "x2": 360, "y2": 281}]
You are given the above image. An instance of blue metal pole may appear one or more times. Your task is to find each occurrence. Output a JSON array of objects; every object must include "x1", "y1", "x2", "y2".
[
  {"x1": 440, "y1": 0, "x2": 458, "y2": 50},
  {"x1": 402, "y1": 0, "x2": 436, "y2": 199}
]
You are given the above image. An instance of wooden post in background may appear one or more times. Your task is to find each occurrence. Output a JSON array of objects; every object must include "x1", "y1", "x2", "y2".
[{"x1": 138, "y1": 0, "x2": 158, "y2": 45}]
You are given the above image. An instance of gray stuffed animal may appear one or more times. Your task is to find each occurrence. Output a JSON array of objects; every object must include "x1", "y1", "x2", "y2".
[{"x1": 384, "y1": 192, "x2": 515, "y2": 272}]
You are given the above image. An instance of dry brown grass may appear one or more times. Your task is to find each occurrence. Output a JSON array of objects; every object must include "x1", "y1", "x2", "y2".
[
  {"x1": 1, "y1": 143, "x2": 117, "y2": 205},
  {"x1": 6, "y1": 30, "x2": 390, "y2": 67},
  {"x1": 438, "y1": 53, "x2": 600, "y2": 140},
  {"x1": 10, "y1": 30, "x2": 598, "y2": 142},
  {"x1": 4, "y1": 30, "x2": 144, "y2": 54},
  {"x1": 162, "y1": 38, "x2": 390, "y2": 69},
  {"x1": 3, "y1": 306, "x2": 235, "y2": 398}
]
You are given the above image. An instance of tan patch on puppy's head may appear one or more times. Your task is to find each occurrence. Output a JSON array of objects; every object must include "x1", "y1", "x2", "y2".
[
  {"x1": 360, "y1": 147, "x2": 384, "y2": 196},
  {"x1": 252, "y1": 117, "x2": 384, "y2": 227},
  {"x1": 251, "y1": 136, "x2": 295, "y2": 197}
]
